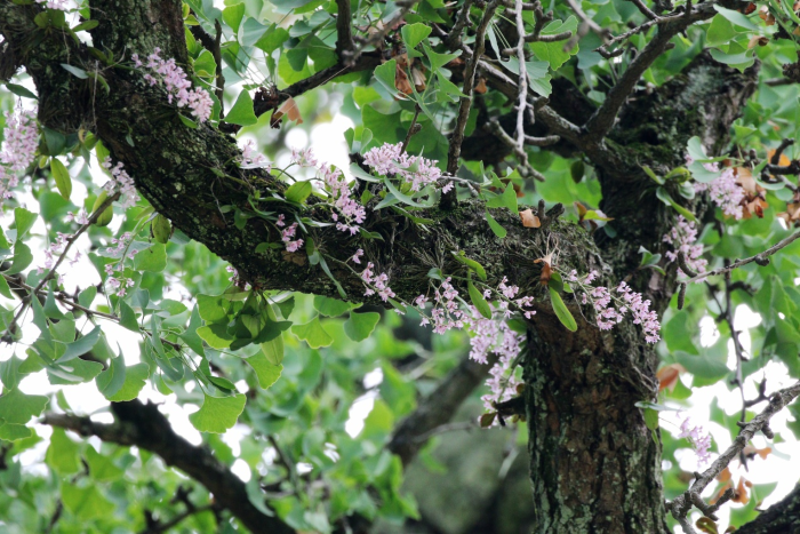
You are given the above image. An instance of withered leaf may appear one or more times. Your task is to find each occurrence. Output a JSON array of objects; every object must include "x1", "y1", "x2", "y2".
[
  {"x1": 270, "y1": 96, "x2": 303, "y2": 128},
  {"x1": 519, "y1": 208, "x2": 541, "y2": 228}
]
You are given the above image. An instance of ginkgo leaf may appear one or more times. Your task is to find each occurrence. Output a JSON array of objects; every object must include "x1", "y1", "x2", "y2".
[{"x1": 189, "y1": 393, "x2": 247, "y2": 433}]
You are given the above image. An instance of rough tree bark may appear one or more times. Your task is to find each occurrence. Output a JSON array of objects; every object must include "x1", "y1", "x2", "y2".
[{"x1": 0, "y1": 0, "x2": 775, "y2": 532}]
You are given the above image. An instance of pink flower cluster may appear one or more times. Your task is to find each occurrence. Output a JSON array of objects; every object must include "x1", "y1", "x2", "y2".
[
  {"x1": 322, "y1": 164, "x2": 366, "y2": 235},
  {"x1": 417, "y1": 278, "x2": 466, "y2": 334},
  {"x1": 415, "y1": 277, "x2": 535, "y2": 416},
  {"x1": 363, "y1": 142, "x2": 443, "y2": 192},
  {"x1": 35, "y1": 0, "x2": 70, "y2": 9},
  {"x1": 132, "y1": 48, "x2": 213, "y2": 123},
  {"x1": 239, "y1": 140, "x2": 270, "y2": 170},
  {"x1": 0, "y1": 104, "x2": 38, "y2": 206},
  {"x1": 570, "y1": 271, "x2": 661, "y2": 343},
  {"x1": 678, "y1": 416, "x2": 712, "y2": 466},
  {"x1": 689, "y1": 157, "x2": 744, "y2": 219},
  {"x1": 361, "y1": 262, "x2": 396, "y2": 302},
  {"x1": 280, "y1": 222, "x2": 304, "y2": 252},
  {"x1": 38, "y1": 232, "x2": 71, "y2": 275},
  {"x1": 663, "y1": 215, "x2": 707, "y2": 279},
  {"x1": 104, "y1": 232, "x2": 138, "y2": 297},
  {"x1": 102, "y1": 157, "x2": 139, "y2": 209},
  {"x1": 286, "y1": 147, "x2": 366, "y2": 235}
]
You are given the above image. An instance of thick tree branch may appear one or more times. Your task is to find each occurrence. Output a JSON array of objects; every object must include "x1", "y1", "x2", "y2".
[
  {"x1": 736, "y1": 482, "x2": 800, "y2": 534},
  {"x1": 42, "y1": 400, "x2": 295, "y2": 534},
  {"x1": 387, "y1": 355, "x2": 491, "y2": 466}
]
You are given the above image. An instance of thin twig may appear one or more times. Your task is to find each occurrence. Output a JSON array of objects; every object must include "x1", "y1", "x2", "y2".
[
  {"x1": 447, "y1": 0, "x2": 499, "y2": 177},
  {"x1": 681, "y1": 231, "x2": 800, "y2": 285},
  {"x1": 513, "y1": 0, "x2": 529, "y2": 153}
]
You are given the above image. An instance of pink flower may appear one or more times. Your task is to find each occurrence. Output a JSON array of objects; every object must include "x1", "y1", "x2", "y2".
[
  {"x1": 134, "y1": 48, "x2": 212, "y2": 123},
  {"x1": 363, "y1": 142, "x2": 444, "y2": 191},
  {"x1": 663, "y1": 216, "x2": 707, "y2": 279},
  {"x1": 678, "y1": 416, "x2": 712, "y2": 466},
  {"x1": 350, "y1": 249, "x2": 364, "y2": 264}
]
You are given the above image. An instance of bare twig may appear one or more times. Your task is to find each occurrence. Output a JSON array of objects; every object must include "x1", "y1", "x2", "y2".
[
  {"x1": 628, "y1": 0, "x2": 658, "y2": 20},
  {"x1": 669, "y1": 380, "x2": 800, "y2": 533},
  {"x1": 682, "y1": 231, "x2": 800, "y2": 285},
  {"x1": 446, "y1": 0, "x2": 499, "y2": 177},
  {"x1": 485, "y1": 119, "x2": 546, "y2": 181},
  {"x1": 512, "y1": 0, "x2": 530, "y2": 154},
  {"x1": 444, "y1": 0, "x2": 475, "y2": 49}
]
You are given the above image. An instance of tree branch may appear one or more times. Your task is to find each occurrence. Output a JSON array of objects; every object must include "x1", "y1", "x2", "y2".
[
  {"x1": 584, "y1": 2, "x2": 718, "y2": 141},
  {"x1": 387, "y1": 355, "x2": 491, "y2": 466},
  {"x1": 42, "y1": 400, "x2": 295, "y2": 534},
  {"x1": 682, "y1": 230, "x2": 800, "y2": 285},
  {"x1": 669, "y1": 380, "x2": 800, "y2": 533}
]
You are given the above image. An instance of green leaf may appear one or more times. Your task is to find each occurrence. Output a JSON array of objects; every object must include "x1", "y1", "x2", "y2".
[
  {"x1": 674, "y1": 349, "x2": 730, "y2": 385},
  {"x1": 85, "y1": 446, "x2": 124, "y2": 482},
  {"x1": 468, "y1": 281, "x2": 492, "y2": 319},
  {"x1": 313, "y1": 295, "x2": 356, "y2": 317},
  {"x1": 46, "y1": 427, "x2": 81, "y2": 474},
  {"x1": 134, "y1": 243, "x2": 167, "y2": 272},
  {"x1": 0, "y1": 389, "x2": 49, "y2": 424},
  {"x1": 189, "y1": 393, "x2": 247, "y2": 433},
  {"x1": 105, "y1": 363, "x2": 149, "y2": 402},
  {"x1": 246, "y1": 352, "x2": 283, "y2": 389},
  {"x1": 344, "y1": 311, "x2": 380, "y2": 342},
  {"x1": 401, "y1": 23, "x2": 431, "y2": 49},
  {"x1": 260, "y1": 334, "x2": 284, "y2": 365},
  {"x1": 452, "y1": 251, "x2": 487, "y2": 281},
  {"x1": 285, "y1": 181, "x2": 313, "y2": 204},
  {"x1": 5, "y1": 82, "x2": 37, "y2": 100},
  {"x1": 374, "y1": 59, "x2": 399, "y2": 95},
  {"x1": 422, "y1": 44, "x2": 460, "y2": 72},
  {"x1": 255, "y1": 24, "x2": 290, "y2": 54},
  {"x1": 0, "y1": 275, "x2": 13, "y2": 299},
  {"x1": 291, "y1": 316, "x2": 333, "y2": 348},
  {"x1": 179, "y1": 114, "x2": 199, "y2": 129},
  {"x1": 49, "y1": 158, "x2": 72, "y2": 200},
  {"x1": 485, "y1": 210, "x2": 507, "y2": 238},
  {"x1": 0, "y1": 423, "x2": 32, "y2": 440},
  {"x1": 47, "y1": 358, "x2": 104, "y2": 385},
  {"x1": 95, "y1": 354, "x2": 126, "y2": 398},
  {"x1": 14, "y1": 207, "x2": 37, "y2": 241},
  {"x1": 60, "y1": 63, "x2": 88, "y2": 79},
  {"x1": 549, "y1": 286, "x2": 577, "y2": 332},
  {"x1": 655, "y1": 186, "x2": 696, "y2": 223},
  {"x1": 530, "y1": 16, "x2": 578, "y2": 69},
  {"x1": 62, "y1": 484, "x2": 114, "y2": 520},
  {"x1": 486, "y1": 183, "x2": 518, "y2": 212},
  {"x1": 712, "y1": 5, "x2": 760, "y2": 30},
  {"x1": 197, "y1": 322, "x2": 235, "y2": 349},
  {"x1": 58, "y1": 326, "x2": 101, "y2": 362},
  {"x1": 6, "y1": 242, "x2": 32, "y2": 275},
  {"x1": 225, "y1": 90, "x2": 258, "y2": 126}
]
